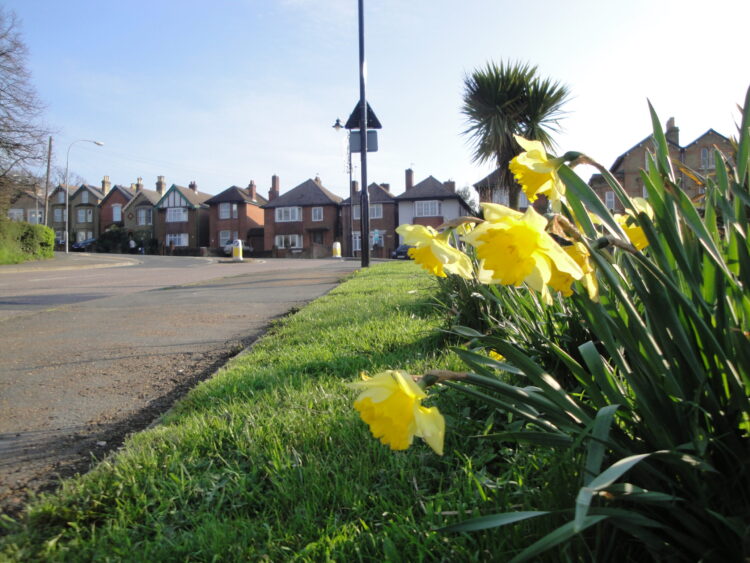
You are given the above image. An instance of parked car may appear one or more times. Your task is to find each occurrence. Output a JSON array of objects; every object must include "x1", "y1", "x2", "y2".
[
  {"x1": 223, "y1": 241, "x2": 254, "y2": 256},
  {"x1": 71, "y1": 237, "x2": 97, "y2": 251},
  {"x1": 391, "y1": 244, "x2": 414, "y2": 259}
]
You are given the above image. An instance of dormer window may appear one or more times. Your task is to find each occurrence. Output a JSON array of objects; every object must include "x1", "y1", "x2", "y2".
[{"x1": 81, "y1": 191, "x2": 89, "y2": 204}]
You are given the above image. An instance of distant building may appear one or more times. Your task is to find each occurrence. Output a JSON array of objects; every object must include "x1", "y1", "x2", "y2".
[
  {"x1": 122, "y1": 176, "x2": 166, "y2": 245},
  {"x1": 205, "y1": 181, "x2": 267, "y2": 252},
  {"x1": 98, "y1": 176, "x2": 135, "y2": 233},
  {"x1": 341, "y1": 182, "x2": 398, "y2": 259},
  {"x1": 589, "y1": 118, "x2": 732, "y2": 212},
  {"x1": 262, "y1": 175, "x2": 342, "y2": 257},
  {"x1": 69, "y1": 184, "x2": 106, "y2": 243},
  {"x1": 473, "y1": 168, "x2": 548, "y2": 212},
  {"x1": 7, "y1": 188, "x2": 45, "y2": 225},
  {"x1": 154, "y1": 181, "x2": 211, "y2": 252}
]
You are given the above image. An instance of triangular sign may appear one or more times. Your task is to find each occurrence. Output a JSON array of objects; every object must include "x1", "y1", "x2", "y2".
[{"x1": 344, "y1": 101, "x2": 382, "y2": 130}]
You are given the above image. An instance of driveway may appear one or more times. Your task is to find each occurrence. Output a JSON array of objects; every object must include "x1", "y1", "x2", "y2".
[{"x1": 0, "y1": 254, "x2": 360, "y2": 516}]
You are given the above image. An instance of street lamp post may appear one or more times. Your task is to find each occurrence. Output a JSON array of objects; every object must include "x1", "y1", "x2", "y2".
[
  {"x1": 332, "y1": 118, "x2": 354, "y2": 257},
  {"x1": 64, "y1": 139, "x2": 103, "y2": 253}
]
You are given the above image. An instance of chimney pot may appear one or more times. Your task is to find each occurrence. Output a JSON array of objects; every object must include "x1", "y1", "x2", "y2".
[
  {"x1": 247, "y1": 180, "x2": 257, "y2": 200},
  {"x1": 156, "y1": 176, "x2": 166, "y2": 195},
  {"x1": 189, "y1": 181, "x2": 198, "y2": 192}
]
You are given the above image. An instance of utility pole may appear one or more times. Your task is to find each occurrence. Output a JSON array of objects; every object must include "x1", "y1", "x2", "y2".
[
  {"x1": 43, "y1": 136, "x2": 52, "y2": 226},
  {"x1": 357, "y1": 0, "x2": 370, "y2": 268}
]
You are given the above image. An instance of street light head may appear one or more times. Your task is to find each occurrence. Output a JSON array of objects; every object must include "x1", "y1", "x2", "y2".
[{"x1": 332, "y1": 118, "x2": 343, "y2": 131}]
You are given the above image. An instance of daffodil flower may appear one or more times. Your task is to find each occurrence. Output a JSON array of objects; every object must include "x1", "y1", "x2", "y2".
[
  {"x1": 509, "y1": 135, "x2": 566, "y2": 208},
  {"x1": 396, "y1": 224, "x2": 473, "y2": 279},
  {"x1": 351, "y1": 370, "x2": 445, "y2": 455},
  {"x1": 615, "y1": 197, "x2": 654, "y2": 251},
  {"x1": 463, "y1": 203, "x2": 583, "y2": 303},
  {"x1": 548, "y1": 241, "x2": 599, "y2": 301}
]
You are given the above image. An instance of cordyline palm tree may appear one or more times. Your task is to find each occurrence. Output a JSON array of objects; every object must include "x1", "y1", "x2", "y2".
[{"x1": 462, "y1": 61, "x2": 569, "y2": 209}]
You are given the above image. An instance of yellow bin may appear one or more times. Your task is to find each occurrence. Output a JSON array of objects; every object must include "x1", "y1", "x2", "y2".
[
  {"x1": 232, "y1": 239, "x2": 243, "y2": 262},
  {"x1": 332, "y1": 241, "x2": 342, "y2": 258}
]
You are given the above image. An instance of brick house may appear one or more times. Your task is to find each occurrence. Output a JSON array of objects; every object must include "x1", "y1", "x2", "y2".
[
  {"x1": 154, "y1": 181, "x2": 211, "y2": 252},
  {"x1": 122, "y1": 176, "x2": 167, "y2": 247},
  {"x1": 262, "y1": 175, "x2": 342, "y2": 257},
  {"x1": 340, "y1": 182, "x2": 397, "y2": 258},
  {"x1": 205, "y1": 181, "x2": 267, "y2": 252},
  {"x1": 47, "y1": 185, "x2": 75, "y2": 244},
  {"x1": 473, "y1": 167, "x2": 547, "y2": 212},
  {"x1": 589, "y1": 118, "x2": 732, "y2": 212},
  {"x1": 69, "y1": 184, "x2": 106, "y2": 243},
  {"x1": 98, "y1": 176, "x2": 135, "y2": 233},
  {"x1": 7, "y1": 188, "x2": 45, "y2": 225},
  {"x1": 395, "y1": 169, "x2": 473, "y2": 239}
]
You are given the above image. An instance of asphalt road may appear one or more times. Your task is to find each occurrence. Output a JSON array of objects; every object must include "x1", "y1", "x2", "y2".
[{"x1": 0, "y1": 253, "x2": 360, "y2": 515}]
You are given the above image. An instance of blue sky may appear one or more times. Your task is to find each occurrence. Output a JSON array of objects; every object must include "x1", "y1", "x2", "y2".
[{"x1": 6, "y1": 0, "x2": 749, "y2": 199}]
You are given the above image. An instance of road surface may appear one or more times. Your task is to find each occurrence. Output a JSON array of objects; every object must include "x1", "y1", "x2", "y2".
[{"x1": 0, "y1": 253, "x2": 360, "y2": 516}]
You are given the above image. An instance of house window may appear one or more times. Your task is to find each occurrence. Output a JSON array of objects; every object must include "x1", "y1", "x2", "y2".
[
  {"x1": 77, "y1": 208, "x2": 93, "y2": 223},
  {"x1": 81, "y1": 191, "x2": 89, "y2": 204},
  {"x1": 112, "y1": 204, "x2": 122, "y2": 222},
  {"x1": 701, "y1": 148, "x2": 715, "y2": 170},
  {"x1": 312, "y1": 230, "x2": 324, "y2": 244},
  {"x1": 218, "y1": 202, "x2": 238, "y2": 219},
  {"x1": 8, "y1": 208, "x2": 23, "y2": 221},
  {"x1": 491, "y1": 187, "x2": 510, "y2": 206},
  {"x1": 57, "y1": 191, "x2": 65, "y2": 203},
  {"x1": 166, "y1": 233, "x2": 189, "y2": 247},
  {"x1": 166, "y1": 207, "x2": 188, "y2": 222},
  {"x1": 605, "y1": 191, "x2": 615, "y2": 210},
  {"x1": 54, "y1": 208, "x2": 63, "y2": 222},
  {"x1": 275, "y1": 207, "x2": 301, "y2": 222},
  {"x1": 136, "y1": 207, "x2": 152, "y2": 226},
  {"x1": 352, "y1": 231, "x2": 361, "y2": 252},
  {"x1": 519, "y1": 192, "x2": 530, "y2": 209},
  {"x1": 415, "y1": 200, "x2": 441, "y2": 217},
  {"x1": 55, "y1": 230, "x2": 63, "y2": 242},
  {"x1": 28, "y1": 209, "x2": 43, "y2": 224},
  {"x1": 312, "y1": 207, "x2": 323, "y2": 222},
  {"x1": 274, "y1": 234, "x2": 302, "y2": 249},
  {"x1": 219, "y1": 230, "x2": 231, "y2": 245},
  {"x1": 352, "y1": 204, "x2": 382, "y2": 220}
]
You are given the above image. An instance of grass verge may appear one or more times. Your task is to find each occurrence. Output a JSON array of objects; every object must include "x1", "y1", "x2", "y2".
[{"x1": 1, "y1": 262, "x2": 578, "y2": 561}]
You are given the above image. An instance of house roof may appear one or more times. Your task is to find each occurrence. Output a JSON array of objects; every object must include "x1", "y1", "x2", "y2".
[
  {"x1": 99, "y1": 185, "x2": 135, "y2": 206},
  {"x1": 263, "y1": 178, "x2": 342, "y2": 208},
  {"x1": 682, "y1": 128, "x2": 730, "y2": 149},
  {"x1": 156, "y1": 184, "x2": 212, "y2": 209},
  {"x1": 610, "y1": 134, "x2": 681, "y2": 173},
  {"x1": 472, "y1": 168, "x2": 504, "y2": 189},
  {"x1": 10, "y1": 188, "x2": 45, "y2": 204},
  {"x1": 205, "y1": 185, "x2": 268, "y2": 206},
  {"x1": 49, "y1": 184, "x2": 77, "y2": 196},
  {"x1": 71, "y1": 184, "x2": 106, "y2": 201},
  {"x1": 396, "y1": 176, "x2": 455, "y2": 200},
  {"x1": 123, "y1": 188, "x2": 161, "y2": 211},
  {"x1": 341, "y1": 183, "x2": 395, "y2": 205}
]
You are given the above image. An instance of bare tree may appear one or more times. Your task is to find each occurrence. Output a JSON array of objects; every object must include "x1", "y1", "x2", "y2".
[{"x1": 0, "y1": 8, "x2": 48, "y2": 210}]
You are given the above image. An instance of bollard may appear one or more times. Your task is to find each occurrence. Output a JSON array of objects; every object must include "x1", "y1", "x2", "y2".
[
  {"x1": 232, "y1": 239, "x2": 243, "y2": 262},
  {"x1": 332, "y1": 241, "x2": 342, "y2": 258}
]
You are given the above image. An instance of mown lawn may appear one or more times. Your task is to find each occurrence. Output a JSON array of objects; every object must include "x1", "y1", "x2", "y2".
[{"x1": 1, "y1": 262, "x2": 577, "y2": 561}]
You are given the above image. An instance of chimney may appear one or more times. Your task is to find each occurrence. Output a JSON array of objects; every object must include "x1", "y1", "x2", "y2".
[
  {"x1": 136, "y1": 176, "x2": 144, "y2": 192},
  {"x1": 130, "y1": 183, "x2": 137, "y2": 191},
  {"x1": 380, "y1": 183, "x2": 390, "y2": 192},
  {"x1": 189, "y1": 181, "x2": 198, "y2": 192},
  {"x1": 247, "y1": 180, "x2": 257, "y2": 201},
  {"x1": 101, "y1": 175, "x2": 111, "y2": 195},
  {"x1": 156, "y1": 175, "x2": 166, "y2": 195},
  {"x1": 352, "y1": 180, "x2": 360, "y2": 194},
  {"x1": 405, "y1": 168, "x2": 414, "y2": 190},
  {"x1": 665, "y1": 117, "x2": 679, "y2": 145},
  {"x1": 269, "y1": 174, "x2": 280, "y2": 201},
  {"x1": 444, "y1": 180, "x2": 456, "y2": 193},
  {"x1": 314, "y1": 175, "x2": 321, "y2": 185}
]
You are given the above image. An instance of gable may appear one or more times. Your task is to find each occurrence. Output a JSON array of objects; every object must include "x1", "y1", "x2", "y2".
[{"x1": 156, "y1": 186, "x2": 191, "y2": 209}]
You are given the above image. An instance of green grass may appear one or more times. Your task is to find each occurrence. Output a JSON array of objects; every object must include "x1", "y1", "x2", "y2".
[{"x1": 0, "y1": 262, "x2": 578, "y2": 561}]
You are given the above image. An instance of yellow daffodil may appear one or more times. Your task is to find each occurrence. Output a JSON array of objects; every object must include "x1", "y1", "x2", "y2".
[
  {"x1": 463, "y1": 203, "x2": 583, "y2": 303},
  {"x1": 615, "y1": 197, "x2": 654, "y2": 251},
  {"x1": 548, "y1": 241, "x2": 599, "y2": 301},
  {"x1": 351, "y1": 370, "x2": 445, "y2": 455},
  {"x1": 509, "y1": 135, "x2": 566, "y2": 208},
  {"x1": 488, "y1": 350, "x2": 505, "y2": 362},
  {"x1": 396, "y1": 224, "x2": 472, "y2": 279}
]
